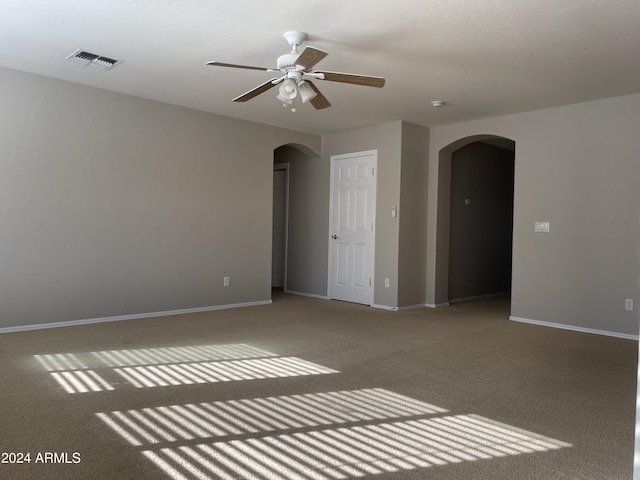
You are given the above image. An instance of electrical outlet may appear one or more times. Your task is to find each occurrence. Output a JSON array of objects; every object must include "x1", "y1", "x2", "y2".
[
  {"x1": 384, "y1": 278, "x2": 390, "y2": 288},
  {"x1": 223, "y1": 276, "x2": 230, "y2": 287},
  {"x1": 625, "y1": 299, "x2": 634, "y2": 311}
]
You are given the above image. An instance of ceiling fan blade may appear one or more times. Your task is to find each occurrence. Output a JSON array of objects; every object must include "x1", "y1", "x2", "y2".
[
  {"x1": 233, "y1": 78, "x2": 281, "y2": 102},
  {"x1": 206, "y1": 61, "x2": 274, "y2": 72},
  {"x1": 306, "y1": 81, "x2": 331, "y2": 110},
  {"x1": 314, "y1": 70, "x2": 385, "y2": 88},
  {"x1": 295, "y1": 47, "x2": 328, "y2": 70}
]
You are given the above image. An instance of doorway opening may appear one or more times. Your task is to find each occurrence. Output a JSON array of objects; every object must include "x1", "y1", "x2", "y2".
[
  {"x1": 272, "y1": 164, "x2": 288, "y2": 290},
  {"x1": 448, "y1": 139, "x2": 515, "y2": 303},
  {"x1": 433, "y1": 135, "x2": 515, "y2": 306},
  {"x1": 272, "y1": 143, "x2": 321, "y2": 299}
]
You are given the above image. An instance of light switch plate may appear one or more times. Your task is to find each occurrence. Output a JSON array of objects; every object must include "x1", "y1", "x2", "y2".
[{"x1": 535, "y1": 222, "x2": 550, "y2": 233}]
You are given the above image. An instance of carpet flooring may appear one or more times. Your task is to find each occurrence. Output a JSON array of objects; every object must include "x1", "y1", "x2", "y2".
[{"x1": 0, "y1": 291, "x2": 636, "y2": 479}]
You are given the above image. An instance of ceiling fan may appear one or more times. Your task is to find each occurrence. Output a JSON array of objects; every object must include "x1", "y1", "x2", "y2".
[{"x1": 206, "y1": 31, "x2": 385, "y2": 111}]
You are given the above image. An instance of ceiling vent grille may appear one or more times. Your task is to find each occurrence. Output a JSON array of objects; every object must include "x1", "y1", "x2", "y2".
[{"x1": 66, "y1": 49, "x2": 121, "y2": 70}]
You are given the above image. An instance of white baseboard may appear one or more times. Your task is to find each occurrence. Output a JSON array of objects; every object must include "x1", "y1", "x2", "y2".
[
  {"x1": 425, "y1": 302, "x2": 450, "y2": 308},
  {"x1": 283, "y1": 289, "x2": 330, "y2": 300},
  {"x1": 0, "y1": 300, "x2": 273, "y2": 334},
  {"x1": 397, "y1": 304, "x2": 427, "y2": 311},
  {"x1": 509, "y1": 316, "x2": 638, "y2": 340},
  {"x1": 372, "y1": 304, "x2": 399, "y2": 311}
]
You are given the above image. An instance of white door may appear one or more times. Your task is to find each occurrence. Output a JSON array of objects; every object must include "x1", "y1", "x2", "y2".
[
  {"x1": 272, "y1": 167, "x2": 288, "y2": 288},
  {"x1": 329, "y1": 150, "x2": 377, "y2": 305}
]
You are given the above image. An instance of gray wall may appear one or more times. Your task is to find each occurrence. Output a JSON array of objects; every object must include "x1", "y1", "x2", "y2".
[
  {"x1": 321, "y1": 121, "x2": 429, "y2": 309},
  {"x1": 448, "y1": 141, "x2": 514, "y2": 301},
  {"x1": 427, "y1": 93, "x2": 640, "y2": 336},
  {"x1": 3, "y1": 66, "x2": 638, "y2": 337},
  {"x1": 322, "y1": 121, "x2": 403, "y2": 307},
  {"x1": 0, "y1": 67, "x2": 319, "y2": 329},
  {"x1": 398, "y1": 122, "x2": 429, "y2": 307}
]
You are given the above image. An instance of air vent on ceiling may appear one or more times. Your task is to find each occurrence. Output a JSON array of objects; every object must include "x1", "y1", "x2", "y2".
[{"x1": 66, "y1": 49, "x2": 122, "y2": 70}]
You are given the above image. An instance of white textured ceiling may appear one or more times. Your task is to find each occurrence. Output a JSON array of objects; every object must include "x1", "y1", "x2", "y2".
[{"x1": 1, "y1": 0, "x2": 638, "y2": 134}]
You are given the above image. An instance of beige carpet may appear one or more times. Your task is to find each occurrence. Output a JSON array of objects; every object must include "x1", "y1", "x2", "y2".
[{"x1": 0, "y1": 291, "x2": 636, "y2": 479}]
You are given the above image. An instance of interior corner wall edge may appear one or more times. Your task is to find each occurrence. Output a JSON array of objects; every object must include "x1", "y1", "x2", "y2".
[
  {"x1": 426, "y1": 93, "x2": 640, "y2": 337},
  {"x1": 397, "y1": 121, "x2": 429, "y2": 307},
  {"x1": 0, "y1": 67, "x2": 320, "y2": 329}
]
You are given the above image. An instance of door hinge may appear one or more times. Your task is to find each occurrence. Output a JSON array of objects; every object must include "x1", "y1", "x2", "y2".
[
  {"x1": 372, "y1": 167, "x2": 375, "y2": 175},
  {"x1": 369, "y1": 278, "x2": 372, "y2": 286}
]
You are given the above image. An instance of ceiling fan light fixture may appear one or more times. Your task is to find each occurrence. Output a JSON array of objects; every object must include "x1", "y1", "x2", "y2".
[
  {"x1": 277, "y1": 94, "x2": 293, "y2": 104},
  {"x1": 298, "y1": 81, "x2": 317, "y2": 103},
  {"x1": 278, "y1": 78, "x2": 298, "y2": 100}
]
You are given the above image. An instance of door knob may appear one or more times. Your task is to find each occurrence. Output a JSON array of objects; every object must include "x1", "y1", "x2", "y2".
[{"x1": 332, "y1": 234, "x2": 338, "y2": 239}]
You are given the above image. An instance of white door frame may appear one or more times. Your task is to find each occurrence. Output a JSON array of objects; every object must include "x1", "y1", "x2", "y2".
[
  {"x1": 327, "y1": 150, "x2": 377, "y2": 305},
  {"x1": 273, "y1": 163, "x2": 290, "y2": 291}
]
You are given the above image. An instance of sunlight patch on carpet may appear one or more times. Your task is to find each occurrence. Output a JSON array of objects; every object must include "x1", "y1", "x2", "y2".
[
  {"x1": 113, "y1": 357, "x2": 337, "y2": 389},
  {"x1": 50, "y1": 369, "x2": 114, "y2": 393},
  {"x1": 97, "y1": 388, "x2": 447, "y2": 446},
  {"x1": 34, "y1": 343, "x2": 276, "y2": 371},
  {"x1": 35, "y1": 343, "x2": 339, "y2": 393},
  {"x1": 34, "y1": 342, "x2": 572, "y2": 479},
  {"x1": 141, "y1": 415, "x2": 571, "y2": 480}
]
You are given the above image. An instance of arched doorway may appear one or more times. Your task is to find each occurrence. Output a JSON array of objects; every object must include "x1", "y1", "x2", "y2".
[
  {"x1": 434, "y1": 135, "x2": 515, "y2": 305},
  {"x1": 272, "y1": 143, "x2": 322, "y2": 297}
]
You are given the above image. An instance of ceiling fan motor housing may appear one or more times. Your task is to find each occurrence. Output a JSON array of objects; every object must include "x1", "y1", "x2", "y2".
[{"x1": 277, "y1": 53, "x2": 301, "y2": 71}]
